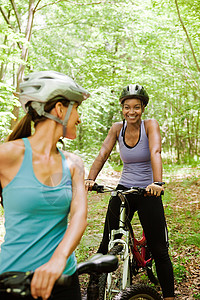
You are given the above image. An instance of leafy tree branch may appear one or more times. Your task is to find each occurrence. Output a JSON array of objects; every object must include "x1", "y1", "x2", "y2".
[
  {"x1": 35, "y1": 0, "x2": 110, "y2": 11},
  {"x1": 175, "y1": 0, "x2": 200, "y2": 72},
  {"x1": 17, "y1": 0, "x2": 35, "y2": 86},
  {"x1": 0, "y1": 6, "x2": 11, "y2": 27},
  {"x1": 10, "y1": 0, "x2": 21, "y2": 32},
  {"x1": 0, "y1": 5, "x2": 22, "y2": 49}
]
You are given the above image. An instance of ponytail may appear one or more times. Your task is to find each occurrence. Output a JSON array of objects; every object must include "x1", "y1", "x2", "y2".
[{"x1": 7, "y1": 113, "x2": 32, "y2": 142}]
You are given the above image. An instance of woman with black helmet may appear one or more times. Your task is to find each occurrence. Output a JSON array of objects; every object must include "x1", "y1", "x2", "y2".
[
  {"x1": 86, "y1": 84, "x2": 175, "y2": 299},
  {"x1": 0, "y1": 71, "x2": 89, "y2": 300}
]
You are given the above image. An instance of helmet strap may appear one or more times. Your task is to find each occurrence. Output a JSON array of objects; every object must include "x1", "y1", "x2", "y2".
[
  {"x1": 31, "y1": 101, "x2": 75, "y2": 137},
  {"x1": 62, "y1": 101, "x2": 74, "y2": 137}
]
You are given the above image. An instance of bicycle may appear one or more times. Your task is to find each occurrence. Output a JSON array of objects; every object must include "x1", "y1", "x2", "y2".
[
  {"x1": 0, "y1": 253, "x2": 118, "y2": 299},
  {"x1": 91, "y1": 183, "x2": 163, "y2": 300}
]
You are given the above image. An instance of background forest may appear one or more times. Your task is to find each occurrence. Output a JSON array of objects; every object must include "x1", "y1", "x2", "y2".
[
  {"x1": 0, "y1": 0, "x2": 200, "y2": 165},
  {"x1": 1, "y1": 1, "x2": 200, "y2": 298}
]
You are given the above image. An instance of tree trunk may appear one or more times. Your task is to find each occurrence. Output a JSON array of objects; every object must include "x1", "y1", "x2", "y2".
[{"x1": 11, "y1": 0, "x2": 35, "y2": 129}]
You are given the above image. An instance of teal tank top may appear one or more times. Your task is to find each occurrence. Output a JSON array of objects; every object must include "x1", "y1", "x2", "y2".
[{"x1": 0, "y1": 138, "x2": 76, "y2": 275}]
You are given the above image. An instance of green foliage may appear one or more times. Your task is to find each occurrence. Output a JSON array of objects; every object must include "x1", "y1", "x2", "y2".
[
  {"x1": 0, "y1": 82, "x2": 19, "y2": 141},
  {"x1": 173, "y1": 257, "x2": 187, "y2": 283},
  {"x1": 64, "y1": 86, "x2": 121, "y2": 154},
  {"x1": 0, "y1": 0, "x2": 199, "y2": 162},
  {"x1": 163, "y1": 168, "x2": 200, "y2": 255},
  {"x1": 0, "y1": 205, "x2": 4, "y2": 216}
]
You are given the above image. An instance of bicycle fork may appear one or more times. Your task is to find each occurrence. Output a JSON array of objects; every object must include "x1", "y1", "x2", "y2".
[{"x1": 106, "y1": 192, "x2": 131, "y2": 296}]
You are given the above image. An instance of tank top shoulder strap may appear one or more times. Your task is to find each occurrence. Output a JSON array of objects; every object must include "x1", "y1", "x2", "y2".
[
  {"x1": 10, "y1": 137, "x2": 34, "y2": 180},
  {"x1": 22, "y1": 137, "x2": 33, "y2": 162},
  {"x1": 119, "y1": 119, "x2": 126, "y2": 138},
  {"x1": 141, "y1": 120, "x2": 148, "y2": 139},
  {"x1": 58, "y1": 149, "x2": 72, "y2": 184},
  {"x1": 141, "y1": 120, "x2": 145, "y2": 134}
]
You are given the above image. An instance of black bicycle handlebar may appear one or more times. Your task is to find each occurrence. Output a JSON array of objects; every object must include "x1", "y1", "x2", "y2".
[
  {"x1": 0, "y1": 254, "x2": 118, "y2": 297},
  {"x1": 92, "y1": 183, "x2": 164, "y2": 196},
  {"x1": 92, "y1": 183, "x2": 105, "y2": 193}
]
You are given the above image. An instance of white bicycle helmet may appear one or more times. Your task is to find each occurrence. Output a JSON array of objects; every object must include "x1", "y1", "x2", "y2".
[{"x1": 19, "y1": 71, "x2": 90, "y2": 136}]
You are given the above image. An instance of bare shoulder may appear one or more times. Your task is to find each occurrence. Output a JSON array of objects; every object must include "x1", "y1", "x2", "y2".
[
  {"x1": 0, "y1": 139, "x2": 25, "y2": 176},
  {"x1": 62, "y1": 151, "x2": 84, "y2": 176},
  {"x1": 112, "y1": 121, "x2": 123, "y2": 130},
  {"x1": 144, "y1": 119, "x2": 160, "y2": 131},
  {"x1": 144, "y1": 119, "x2": 161, "y2": 140},
  {"x1": 0, "y1": 139, "x2": 25, "y2": 163},
  {"x1": 144, "y1": 119, "x2": 159, "y2": 126},
  {"x1": 110, "y1": 121, "x2": 123, "y2": 137},
  {"x1": 63, "y1": 151, "x2": 84, "y2": 166}
]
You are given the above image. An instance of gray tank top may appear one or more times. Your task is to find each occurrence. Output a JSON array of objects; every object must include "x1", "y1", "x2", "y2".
[{"x1": 118, "y1": 120, "x2": 153, "y2": 188}]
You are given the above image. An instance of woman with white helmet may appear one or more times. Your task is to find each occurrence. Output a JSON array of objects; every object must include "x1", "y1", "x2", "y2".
[{"x1": 0, "y1": 71, "x2": 89, "y2": 300}]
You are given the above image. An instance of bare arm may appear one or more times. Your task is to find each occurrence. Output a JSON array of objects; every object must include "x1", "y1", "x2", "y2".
[
  {"x1": 52, "y1": 154, "x2": 87, "y2": 260},
  {"x1": 31, "y1": 154, "x2": 87, "y2": 300},
  {"x1": 87, "y1": 123, "x2": 119, "y2": 181},
  {"x1": 147, "y1": 119, "x2": 162, "y2": 182},
  {"x1": 145, "y1": 119, "x2": 164, "y2": 196}
]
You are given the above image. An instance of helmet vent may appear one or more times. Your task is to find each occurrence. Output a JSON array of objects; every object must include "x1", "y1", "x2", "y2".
[
  {"x1": 40, "y1": 76, "x2": 54, "y2": 79},
  {"x1": 119, "y1": 83, "x2": 149, "y2": 106},
  {"x1": 34, "y1": 85, "x2": 41, "y2": 90},
  {"x1": 19, "y1": 71, "x2": 90, "y2": 112}
]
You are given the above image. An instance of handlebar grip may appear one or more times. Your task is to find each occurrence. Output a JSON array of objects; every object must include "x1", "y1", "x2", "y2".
[
  {"x1": 56, "y1": 274, "x2": 72, "y2": 287},
  {"x1": 146, "y1": 189, "x2": 164, "y2": 196},
  {"x1": 92, "y1": 183, "x2": 104, "y2": 193},
  {"x1": 135, "y1": 187, "x2": 164, "y2": 196}
]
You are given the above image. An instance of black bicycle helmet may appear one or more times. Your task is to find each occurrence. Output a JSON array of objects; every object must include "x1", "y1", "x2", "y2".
[{"x1": 119, "y1": 84, "x2": 149, "y2": 106}]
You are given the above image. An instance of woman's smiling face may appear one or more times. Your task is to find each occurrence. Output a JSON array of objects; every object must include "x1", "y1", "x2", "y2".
[{"x1": 122, "y1": 98, "x2": 144, "y2": 123}]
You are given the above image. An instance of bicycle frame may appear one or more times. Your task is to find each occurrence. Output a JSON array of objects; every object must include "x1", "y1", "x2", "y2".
[
  {"x1": 107, "y1": 190, "x2": 131, "y2": 291},
  {"x1": 106, "y1": 189, "x2": 153, "y2": 296}
]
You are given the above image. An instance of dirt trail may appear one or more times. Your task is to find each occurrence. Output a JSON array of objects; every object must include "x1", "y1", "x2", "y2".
[{"x1": 87, "y1": 166, "x2": 200, "y2": 299}]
